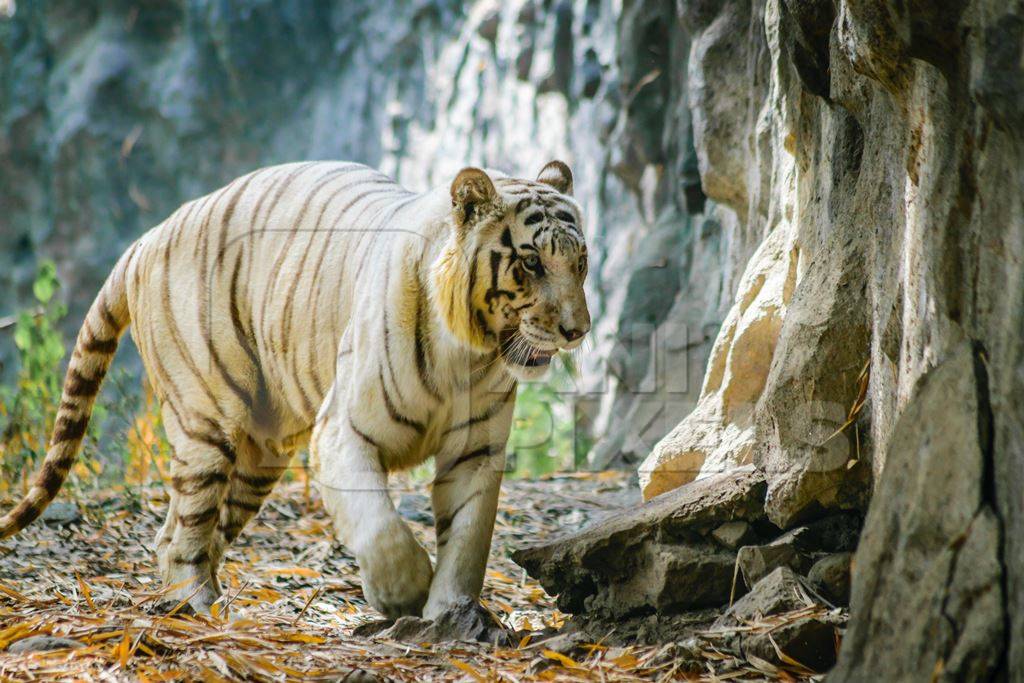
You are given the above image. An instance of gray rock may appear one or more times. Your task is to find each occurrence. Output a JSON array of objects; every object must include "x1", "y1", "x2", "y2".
[
  {"x1": 41, "y1": 501, "x2": 81, "y2": 527},
  {"x1": 715, "y1": 567, "x2": 825, "y2": 629},
  {"x1": 687, "y1": 0, "x2": 765, "y2": 212},
  {"x1": 9, "y1": 636, "x2": 84, "y2": 653},
  {"x1": 514, "y1": 466, "x2": 766, "y2": 617},
  {"x1": 677, "y1": 0, "x2": 1020, "y2": 670},
  {"x1": 751, "y1": 221, "x2": 873, "y2": 529},
  {"x1": 710, "y1": 520, "x2": 756, "y2": 549},
  {"x1": 807, "y1": 553, "x2": 851, "y2": 606},
  {"x1": 603, "y1": 541, "x2": 738, "y2": 615},
  {"x1": 636, "y1": 0, "x2": 1024, "y2": 668},
  {"x1": 710, "y1": 567, "x2": 839, "y2": 671},
  {"x1": 831, "y1": 345, "x2": 1006, "y2": 681},
  {"x1": 396, "y1": 493, "x2": 433, "y2": 526},
  {"x1": 736, "y1": 513, "x2": 861, "y2": 586},
  {"x1": 742, "y1": 615, "x2": 839, "y2": 672},
  {"x1": 366, "y1": 598, "x2": 512, "y2": 646},
  {"x1": 736, "y1": 540, "x2": 813, "y2": 588}
]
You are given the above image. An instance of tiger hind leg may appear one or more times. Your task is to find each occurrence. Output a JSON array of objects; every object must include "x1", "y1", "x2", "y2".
[
  {"x1": 156, "y1": 408, "x2": 236, "y2": 615},
  {"x1": 209, "y1": 435, "x2": 289, "y2": 571}
]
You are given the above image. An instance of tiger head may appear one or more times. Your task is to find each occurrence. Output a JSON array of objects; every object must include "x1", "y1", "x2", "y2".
[{"x1": 433, "y1": 161, "x2": 590, "y2": 380}]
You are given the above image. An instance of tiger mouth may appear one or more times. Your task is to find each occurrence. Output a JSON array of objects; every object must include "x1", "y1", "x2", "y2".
[{"x1": 499, "y1": 329, "x2": 555, "y2": 368}]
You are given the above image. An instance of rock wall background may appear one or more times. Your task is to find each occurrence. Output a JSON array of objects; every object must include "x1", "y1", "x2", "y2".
[
  {"x1": 2, "y1": 0, "x2": 1022, "y2": 675},
  {"x1": 0, "y1": 0, "x2": 748, "y2": 467}
]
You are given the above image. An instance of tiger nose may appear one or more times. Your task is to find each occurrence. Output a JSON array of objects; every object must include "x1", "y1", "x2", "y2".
[{"x1": 559, "y1": 324, "x2": 586, "y2": 342}]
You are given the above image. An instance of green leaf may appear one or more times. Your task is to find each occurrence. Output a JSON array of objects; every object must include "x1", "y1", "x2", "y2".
[
  {"x1": 33, "y1": 278, "x2": 54, "y2": 304},
  {"x1": 13, "y1": 325, "x2": 31, "y2": 351},
  {"x1": 33, "y1": 262, "x2": 59, "y2": 304},
  {"x1": 43, "y1": 334, "x2": 65, "y2": 363}
]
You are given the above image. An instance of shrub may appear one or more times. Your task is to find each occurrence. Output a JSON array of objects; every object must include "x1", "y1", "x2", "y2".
[{"x1": 0, "y1": 262, "x2": 67, "y2": 491}]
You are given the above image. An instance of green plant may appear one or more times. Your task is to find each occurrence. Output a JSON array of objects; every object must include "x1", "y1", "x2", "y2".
[
  {"x1": 507, "y1": 354, "x2": 584, "y2": 477},
  {"x1": 0, "y1": 261, "x2": 67, "y2": 490},
  {"x1": 0, "y1": 263, "x2": 159, "y2": 498}
]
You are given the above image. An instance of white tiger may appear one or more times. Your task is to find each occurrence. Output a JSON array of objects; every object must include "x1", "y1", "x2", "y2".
[{"x1": 0, "y1": 160, "x2": 590, "y2": 624}]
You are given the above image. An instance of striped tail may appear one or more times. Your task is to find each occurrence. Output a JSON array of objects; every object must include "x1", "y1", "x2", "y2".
[{"x1": 0, "y1": 248, "x2": 134, "y2": 539}]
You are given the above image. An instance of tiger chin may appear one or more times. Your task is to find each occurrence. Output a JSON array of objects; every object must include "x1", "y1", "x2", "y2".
[{"x1": 0, "y1": 157, "x2": 589, "y2": 634}]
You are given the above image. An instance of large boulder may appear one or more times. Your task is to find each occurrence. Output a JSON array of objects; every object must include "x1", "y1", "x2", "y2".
[
  {"x1": 751, "y1": 224, "x2": 873, "y2": 528},
  {"x1": 830, "y1": 345, "x2": 1005, "y2": 681},
  {"x1": 639, "y1": 222, "x2": 798, "y2": 500},
  {"x1": 638, "y1": 0, "x2": 1024, "y2": 671},
  {"x1": 513, "y1": 466, "x2": 767, "y2": 617}
]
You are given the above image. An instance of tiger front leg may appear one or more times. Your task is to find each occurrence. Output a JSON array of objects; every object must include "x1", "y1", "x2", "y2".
[
  {"x1": 312, "y1": 411, "x2": 433, "y2": 619},
  {"x1": 423, "y1": 448, "x2": 511, "y2": 643}
]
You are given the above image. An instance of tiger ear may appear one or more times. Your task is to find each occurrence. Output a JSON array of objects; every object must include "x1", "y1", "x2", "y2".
[
  {"x1": 537, "y1": 160, "x2": 573, "y2": 195},
  {"x1": 450, "y1": 167, "x2": 497, "y2": 227}
]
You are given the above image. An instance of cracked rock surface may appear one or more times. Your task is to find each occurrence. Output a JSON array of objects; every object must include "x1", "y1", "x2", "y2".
[
  {"x1": 830, "y1": 344, "x2": 1006, "y2": 680},
  {"x1": 632, "y1": 0, "x2": 1022, "y2": 674}
]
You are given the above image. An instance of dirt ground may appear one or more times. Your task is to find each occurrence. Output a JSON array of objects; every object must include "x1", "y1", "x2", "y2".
[{"x1": 0, "y1": 473, "x2": 815, "y2": 681}]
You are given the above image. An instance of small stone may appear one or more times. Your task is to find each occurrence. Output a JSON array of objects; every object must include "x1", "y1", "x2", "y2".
[
  {"x1": 429, "y1": 598, "x2": 512, "y2": 645},
  {"x1": 715, "y1": 567, "x2": 825, "y2": 628},
  {"x1": 372, "y1": 599, "x2": 512, "y2": 646},
  {"x1": 41, "y1": 501, "x2": 81, "y2": 527},
  {"x1": 710, "y1": 520, "x2": 756, "y2": 549},
  {"x1": 743, "y1": 615, "x2": 839, "y2": 672},
  {"x1": 396, "y1": 493, "x2": 433, "y2": 526},
  {"x1": 807, "y1": 552, "x2": 852, "y2": 605},
  {"x1": 736, "y1": 539, "x2": 813, "y2": 588},
  {"x1": 9, "y1": 636, "x2": 84, "y2": 653}
]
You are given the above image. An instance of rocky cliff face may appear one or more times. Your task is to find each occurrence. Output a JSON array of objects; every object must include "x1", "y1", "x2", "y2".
[
  {"x1": 0, "y1": 0, "x2": 744, "y2": 468},
  {"x1": 638, "y1": 0, "x2": 1021, "y2": 676}
]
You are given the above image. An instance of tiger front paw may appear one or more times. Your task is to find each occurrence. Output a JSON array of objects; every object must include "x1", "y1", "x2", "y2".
[{"x1": 357, "y1": 518, "x2": 433, "y2": 619}]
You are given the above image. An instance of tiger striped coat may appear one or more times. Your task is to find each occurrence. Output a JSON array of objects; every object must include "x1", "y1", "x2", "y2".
[{"x1": 0, "y1": 160, "x2": 590, "y2": 620}]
